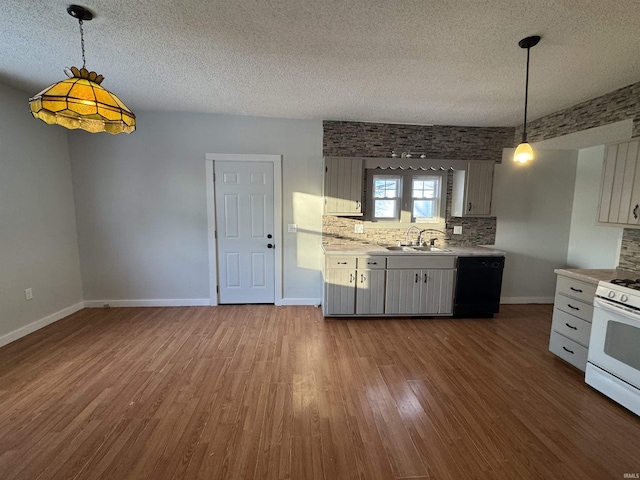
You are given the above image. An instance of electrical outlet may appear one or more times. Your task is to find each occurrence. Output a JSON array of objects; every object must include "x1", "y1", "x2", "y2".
[
  {"x1": 354, "y1": 224, "x2": 364, "y2": 234},
  {"x1": 453, "y1": 226, "x2": 463, "y2": 235},
  {"x1": 288, "y1": 223, "x2": 298, "y2": 233},
  {"x1": 25, "y1": 288, "x2": 33, "y2": 300}
]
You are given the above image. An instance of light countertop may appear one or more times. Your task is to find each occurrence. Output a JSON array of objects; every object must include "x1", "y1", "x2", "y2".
[
  {"x1": 554, "y1": 268, "x2": 639, "y2": 285},
  {"x1": 322, "y1": 244, "x2": 505, "y2": 256}
]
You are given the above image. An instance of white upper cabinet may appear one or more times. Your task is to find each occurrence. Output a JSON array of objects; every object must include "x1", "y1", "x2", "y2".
[
  {"x1": 598, "y1": 140, "x2": 640, "y2": 227},
  {"x1": 451, "y1": 161, "x2": 494, "y2": 217},
  {"x1": 323, "y1": 157, "x2": 363, "y2": 216}
]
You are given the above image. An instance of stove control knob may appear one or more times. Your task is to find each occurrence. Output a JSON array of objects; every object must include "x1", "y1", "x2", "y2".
[
  {"x1": 621, "y1": 294, "x2": 629, "y2": 302},
  {"x1": 608, "y1": 291, "x2": 616, "y2": 299}
]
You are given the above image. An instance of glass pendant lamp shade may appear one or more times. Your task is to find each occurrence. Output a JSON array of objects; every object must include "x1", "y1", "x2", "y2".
[
  {"x1": 514, "y1": 141, "x2": 533, "y2": 163},
  {"x1": 29, "y1": 66, "x2": 135, "y2": 134},
  {"x1": 514, "y1": 35, "x2": 540, "y2": 164},
  {"x1": 29, "y1": 5, "x2": 135, "y2": 134}
]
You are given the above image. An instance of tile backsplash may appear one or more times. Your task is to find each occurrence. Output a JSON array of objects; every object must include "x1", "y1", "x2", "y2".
[
  {"x1": 323, "y1": 171, "x2": 497, "y2": 247},
  {"x1": 619, "y1": 228, "x2": 640, "y2": 271}
]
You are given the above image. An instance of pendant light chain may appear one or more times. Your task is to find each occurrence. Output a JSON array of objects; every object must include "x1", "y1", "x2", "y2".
[{"x1": 79, "y1": 19, "x2": 86, "y2": 70}]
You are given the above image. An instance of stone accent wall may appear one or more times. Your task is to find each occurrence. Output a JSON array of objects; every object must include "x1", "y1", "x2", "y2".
[
  {"x1": 618, "y1": 228, "x2": 640, "y2": 271},
  {"x1": 323, "y1": 172, "x2": 497, "y2": 247},
  {"x1": 324, "y1": 121, "x2": 514, "y2": 162},
  {"x1": 516, "y1": 81, "x2": 640, "y2": 144}
]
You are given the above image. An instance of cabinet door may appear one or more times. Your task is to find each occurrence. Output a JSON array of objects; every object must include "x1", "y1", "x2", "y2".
[
  {"x1": 466, "y1": 162, "x2": 494, "y2": 216},
  {"x1": 356, "y1": 269, "x2": 386, "y2": 315},
  {"x1": 598, "y1": 140, "x2": 640, "y2": 225},
  {"x1": 385, "y1": 270, "x2": 422, "y2": 314},
  {"x1": 451, "y1": 162, "x2": 494, "y2": 217},
  {"x1": 324, "y1": 157, "x2": 363, "y2": 216},
  {"x1": 420, "y1": 269, "x2": 455, "y2": 314},
  {"x1": 324, "y1": 268, "x2": 356, "y2": 315}
]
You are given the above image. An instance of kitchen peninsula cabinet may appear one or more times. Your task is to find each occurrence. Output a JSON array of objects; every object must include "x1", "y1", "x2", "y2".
[
  {"x1": 597, "y1": 139, "x2": 640, "y2": 227},
  {"x1": 323, "y1": 157, "x2": 363, "y2": 216},
  {"x1": 451, "y1": 161, "x2": 494, "y2": 217}
]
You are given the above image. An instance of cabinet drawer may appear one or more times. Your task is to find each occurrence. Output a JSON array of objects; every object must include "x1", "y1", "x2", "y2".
[
  {"x1": 555, "y1": 276, "x2": 596, "y2": 304},
  {"x1": 357, "y1": 256, "x2": 386, "y2": 269},
  {"x1": 554, "y1": 293, "x2": 593, "y2": 323},
  {"x1": 325, "y1": 256, "x2": 357, "y2": 269},
  {"x1": 387, "y1": 255, "x2": 456, "y2": 269},
  {"x1": 551, "y1": 308, "x2": 592, "y2": 347},
  {"x1": 549, "y1": 331, "x2": 588, "y2": 371}
]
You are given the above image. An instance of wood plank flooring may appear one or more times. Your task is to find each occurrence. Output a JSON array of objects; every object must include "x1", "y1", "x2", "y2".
[{"x1": 0, "y1": 304, "x2": 638, "y2": 479}]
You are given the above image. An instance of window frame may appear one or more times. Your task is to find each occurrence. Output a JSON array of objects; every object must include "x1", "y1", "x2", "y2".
[
  {"x1": 370, "y1": 174, "x2": 403, "y2": 221},
  {"x1": 410, "y1": 175, "x2": 441, "y2": 223}
]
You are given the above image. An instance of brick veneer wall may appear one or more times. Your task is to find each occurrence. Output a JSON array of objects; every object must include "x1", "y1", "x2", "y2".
[
  {"x1": 323, "y1": 121, "x2": 514, "y2": 161},
  {"x1": 515, "y1": 80, "x2": 640, "y2": 144}
]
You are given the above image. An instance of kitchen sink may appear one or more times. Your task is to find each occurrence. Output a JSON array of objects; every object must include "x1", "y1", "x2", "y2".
[{"x1": 385, "y1": 245, "x2": 451, "y2": 253}]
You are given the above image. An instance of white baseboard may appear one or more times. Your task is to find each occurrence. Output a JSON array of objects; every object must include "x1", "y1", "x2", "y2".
[
  {"x1": 501, "y1": 296, "x2": 554, "y2": 304},
  {"x1": 280, "y1": 298, "x2": 322, "y2": 306},
  {"x1": 0, "y1": 302, "x2": 85, "y2": 348},
  {"x1": 84, "y1": 299, "x2": 211, "y2": 308}
]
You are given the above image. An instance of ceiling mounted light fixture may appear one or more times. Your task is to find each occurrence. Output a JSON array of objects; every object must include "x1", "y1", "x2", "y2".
[
  {"x1": 514, "y1": 35, "x2": 541, "y2": 164},
  {"x1": 29, "y1": 5, "x2": 135, "y2": 134}
]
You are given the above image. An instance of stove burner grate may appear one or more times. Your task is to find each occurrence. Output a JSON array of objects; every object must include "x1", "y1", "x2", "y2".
[{"x1": 610, "y1": 278, "x2": 640, "y2": 290}]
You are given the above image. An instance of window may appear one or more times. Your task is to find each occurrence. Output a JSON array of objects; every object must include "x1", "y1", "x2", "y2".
[
  {"x1": 411, "y1": 176, "x2": 440, "y2": 222},
  {"x1": 367, "y1": 170, "x2": 445, "y2": 224},
  {"x1": 372, "y1": 175, "x2": 401, "y2": 220}
]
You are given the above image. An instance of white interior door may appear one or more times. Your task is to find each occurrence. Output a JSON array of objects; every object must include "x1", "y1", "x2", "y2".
[{"x1": 215, "y1": 161, "x2": 275, "y2": 304}]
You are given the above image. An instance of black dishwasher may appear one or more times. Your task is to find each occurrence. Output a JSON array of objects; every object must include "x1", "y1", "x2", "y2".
[{"x1": 454, "y1": 256, "x2": 505, "y2": 318}]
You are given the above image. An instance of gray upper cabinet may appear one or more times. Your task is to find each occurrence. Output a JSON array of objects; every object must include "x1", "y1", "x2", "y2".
[
  {"x1": 597, "y1": 140, "x2": 640, "y2": 227},
  {"x1": 324, "y1": 157, "x2": 363, "y2": 216},
  {"x1": 451, "y1": 161, "x2": 494, "y2": 217}
]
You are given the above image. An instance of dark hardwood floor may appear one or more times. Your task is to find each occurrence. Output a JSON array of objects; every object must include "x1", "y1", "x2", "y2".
[{"x1": 0, "y1": 304, "x2": 638, "y2": 479}]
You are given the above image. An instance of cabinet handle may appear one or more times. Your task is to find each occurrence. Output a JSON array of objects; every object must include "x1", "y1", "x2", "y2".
[
  {"x1": 356, "y1": 201, "x2": 361, "y2": 211},
  {"x1": 415, "y1": 273, "x2": 420, "y2": 283},
  {"x1": 367, "y1": 261, "x2": 377, "y2": 265},
  {"x1": 567, "y1": 304, "x2": 579, "y2": 311},
  {"x1": 424, "y1": 273, "x2": 428, "y2": 283},
  {"x1": 569, "y1": 287, "x2": 583, "y2": 293},
  {"x1": 337, "y1": 262, "x2": 347, "y2": 265},
  {"x1": 349, "y1": 274, "x2": 355, "y2": 283},
  {"x1": 634, "y1": 204, "x2": 639, "y2": 219},
  {"x1": 468, "y1": 202, "x2": 472, "y2": 212},
  {"x1": 360, "y1": 274, "x2": 366, "y2": 283},
  {"x1": 562, "y1": 346, "x2": 574, "y2": 355},
  {"x1": 565, "y1": 323, "x2": 578, "y2": 330}
]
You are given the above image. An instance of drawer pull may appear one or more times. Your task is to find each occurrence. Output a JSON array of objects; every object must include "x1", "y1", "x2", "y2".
[
  {"x1": 569, "y1": 287, "x2": 583, "y2": 293},
  {"x1": 562, "y1": 346, "x2": 574, "y2": 355},
  {"x1": 367, "y1": 262, "x2": 378, "y2": 265},
  {"x1": 565, "y1": 323, "x2": 578, "y2": 330},
  {"x1": 567, "y1": 304, "x2": 580, "y2": 310},
  {"x1": 337, "y1": 262, "x2": 348, "y2": 265}
]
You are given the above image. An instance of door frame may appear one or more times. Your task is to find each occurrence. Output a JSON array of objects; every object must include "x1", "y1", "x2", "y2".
[{"x1": 205, "y1": 153, "x2": 283, "y2": 306}]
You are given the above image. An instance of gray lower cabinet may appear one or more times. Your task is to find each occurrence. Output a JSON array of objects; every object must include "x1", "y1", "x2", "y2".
[
  {"x1": 324, "y1": 267, "x2": 356, "y2": 315},
  {"x1": 548, "y1": 273, "x2": 596, "y2": 371},
  {"x1": 356, "y1": 269, "x2": 386, "y2": 315},
  {"x1": 384, "y1": 255, "x2": 456, "y2": 315}
]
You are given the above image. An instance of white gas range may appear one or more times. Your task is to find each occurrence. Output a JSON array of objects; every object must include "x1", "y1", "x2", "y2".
[{"x1": 586, "y1": 278, "x2": 640, "y2": 416}]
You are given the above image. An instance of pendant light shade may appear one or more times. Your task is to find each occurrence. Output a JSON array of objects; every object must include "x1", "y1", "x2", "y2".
[
  {"x1": 28, "y1": 5, "x2": 135, "y2": 135},
  {"x1": 514, "y1": 35, "x2": 540, "y2": 164}
]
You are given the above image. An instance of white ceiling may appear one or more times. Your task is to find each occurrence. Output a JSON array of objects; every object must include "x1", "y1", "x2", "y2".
[{"x1": 3, "y1": 0, "x2": 640, "y2": 127}]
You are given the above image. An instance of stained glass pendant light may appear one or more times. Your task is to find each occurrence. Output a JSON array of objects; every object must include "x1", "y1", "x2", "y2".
[
  {"x1": 514, "y1": 35, "x2": 540, "y2": 163},
  {"x1": 29, "y1": 5, "x2": 135, "y2": 134}
]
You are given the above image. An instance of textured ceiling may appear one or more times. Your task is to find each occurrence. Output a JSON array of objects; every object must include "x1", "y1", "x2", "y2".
[{"x1": 2, "y1": 0, "x2": 640, "y2": 127}]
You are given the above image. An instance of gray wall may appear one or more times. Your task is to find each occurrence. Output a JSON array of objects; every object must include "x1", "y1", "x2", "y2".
[
  {"x1": 566, "y1": 145, "x2": 622, "y2": 268},
  {"x1": 68, "y1": 111, "x2": 324, "y2": 303},
  {"x1": 494, "y1": 149, "x2": 578, "y2": 302},
  {"x1": 0, "y1": 82, "x2": 83, "y2": 343}
]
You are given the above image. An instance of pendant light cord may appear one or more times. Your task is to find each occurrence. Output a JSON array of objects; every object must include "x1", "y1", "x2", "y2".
[
  {"x1": 522, "y1": 46, "x2": 530, "y2": 143},
  {"x1": 79, "y1": 19, "x2": 86, "y2": 69}
]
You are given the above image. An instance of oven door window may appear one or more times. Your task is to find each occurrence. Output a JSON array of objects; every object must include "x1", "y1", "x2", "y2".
[{"x1": 604, "y1": 320, "x2": 640, "y2": 371}]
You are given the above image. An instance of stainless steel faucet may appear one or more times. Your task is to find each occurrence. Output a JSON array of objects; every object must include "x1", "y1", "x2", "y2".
[{"x1": 405, "y1": 225, "x2": 421, "y2": 246}]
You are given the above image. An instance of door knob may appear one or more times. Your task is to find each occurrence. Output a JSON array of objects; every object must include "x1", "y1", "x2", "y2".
[{"x1": 267, "y1": 243, "x2": 274, "y2": 249}]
